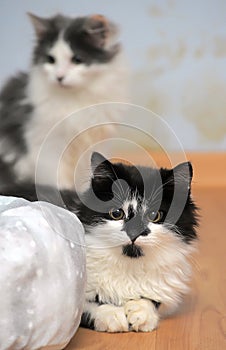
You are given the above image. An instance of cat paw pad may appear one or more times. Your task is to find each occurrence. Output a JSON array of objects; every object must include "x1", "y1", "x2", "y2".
[
  {"x1": 124, "y1": 299, "x2": 159, "y2": 332},
  {"x1": 95, "y1": 304, "x2": 128, "y2": 332}
]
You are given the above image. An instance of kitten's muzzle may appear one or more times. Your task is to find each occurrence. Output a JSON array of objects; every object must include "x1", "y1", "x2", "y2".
[
  {"x1": 124, "y1": 215, "x2": 151, "y2": 242},
  {"x1": 127, "y1": 228, "x2": 151, "y2": 243},
  {"x1": 122, "y1": 229, "x2": 150, "y2": 258}
]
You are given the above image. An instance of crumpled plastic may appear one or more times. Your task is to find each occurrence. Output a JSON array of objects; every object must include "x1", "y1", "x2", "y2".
[{"x1": 0, "y1": 196, "x2": 86, "y2": 350}]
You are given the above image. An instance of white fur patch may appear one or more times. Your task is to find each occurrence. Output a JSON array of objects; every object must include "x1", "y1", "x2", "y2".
[
  {"x1": 94, "y1": 304, "x2": 128, "y2": 332},
  {"x1": 125, "y1": 299, "x2": 159, "y2": 332},
  {"x1": 123, "y1": 198, "x2": 138, "y2": 217}
]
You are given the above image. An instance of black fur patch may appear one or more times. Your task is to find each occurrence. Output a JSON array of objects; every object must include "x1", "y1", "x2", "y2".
[
  {"x1": 151, "y1": 300, "x2": 161, "y2": 309},
  {"x1": 80, "y1": 312, "x2": 95, "y2": 330},
  {"x1": 122, "y1": 243, "x2": 144, "y2": 258},
  {"x1": 95, "y1": 294, "x2": 105, "y2": 305},
  {"x1": 140, "y1": 296, "x2": 161, "y2": 309}
]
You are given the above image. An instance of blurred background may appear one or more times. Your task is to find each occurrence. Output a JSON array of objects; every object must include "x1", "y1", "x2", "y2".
[{"x1": 0, "y1": 0, "x2": 226, "y2": 153}]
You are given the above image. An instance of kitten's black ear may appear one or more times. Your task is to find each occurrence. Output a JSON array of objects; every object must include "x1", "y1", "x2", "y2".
[
  {"x1": 91, "y1": 152, "x2": 115, "y2": 180},
  {"x1": 28, "y1": 13, "x2": 49, "y2": 38},
  {"x1": 171, "y1": 162, "x2": 193, "y2": 189}
]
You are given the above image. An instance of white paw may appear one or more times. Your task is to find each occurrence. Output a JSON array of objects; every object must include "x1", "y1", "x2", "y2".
[
  {"x1": 124, "y1": 299, "x2": 159, "y2": 332},
  {"x1": 95, "y1": 304, "x2": 129, "y2": 332}
]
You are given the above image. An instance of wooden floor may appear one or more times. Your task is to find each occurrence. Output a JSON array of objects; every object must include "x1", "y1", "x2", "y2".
[{"x1": 65, "y1": 155, "x2": 226, "y2": 350}]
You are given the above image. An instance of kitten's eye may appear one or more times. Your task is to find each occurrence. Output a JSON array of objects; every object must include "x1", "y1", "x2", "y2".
[
  {"x1": 109, "y1": 208, "x2": 125, "y2": 220},
  {"x1": 72, "y1": 55, "x2": 83, "y2": 64},
  {"x1": 148, "y1": 210, "x2": 163, "y2": 223},
  {"x1": 46, "y1": 55, "x2": 55, "y2": 64}
]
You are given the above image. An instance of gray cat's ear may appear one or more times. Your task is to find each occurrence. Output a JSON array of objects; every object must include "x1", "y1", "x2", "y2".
[
  {"x1": 83, "y1": 15, "x2": 118, "y2": 49},
  {"x1": 91, "y1": 152, "x2": 115, "y2": 180},
  {"x1": 27, "y1": 13, "x2": 49, "y2": 38}
]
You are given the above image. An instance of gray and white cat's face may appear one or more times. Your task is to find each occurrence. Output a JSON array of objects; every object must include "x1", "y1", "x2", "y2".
[
  {"x1": 42, "y1": 38, "x2": 91, "y2": 87},
  {"x1": 29, "y1": 13, "x2": 120, "y2": 88}
]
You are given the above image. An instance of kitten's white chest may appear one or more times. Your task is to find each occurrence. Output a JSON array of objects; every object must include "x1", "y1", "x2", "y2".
[
  {"x1": 85, "y1": 243, "x2": 193, "y2": 315},
  {"x1": 86, "y1": 249, "x2": 156, "y2": 303}
]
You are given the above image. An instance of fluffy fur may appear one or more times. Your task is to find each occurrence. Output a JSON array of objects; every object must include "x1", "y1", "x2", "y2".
[
  {"x1": 0, "y1": 152, "x2": 198, "y2": 333},
  {"x1": 0, "y1": 13, "x2": 129, "y2": 189}
]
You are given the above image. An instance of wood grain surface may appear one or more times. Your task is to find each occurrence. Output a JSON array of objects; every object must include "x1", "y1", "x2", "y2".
[{"x1": 65, "y1": 154, "x2": 226, "y2": 350}]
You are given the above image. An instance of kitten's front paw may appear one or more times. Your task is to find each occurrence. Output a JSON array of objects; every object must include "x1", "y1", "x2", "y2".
[
  {"x1": 125, "y1": 299, "x2": 159, "y2": 332},
  {"x1": 95, "y1": 304, "x2": 129, "y2": 332}
]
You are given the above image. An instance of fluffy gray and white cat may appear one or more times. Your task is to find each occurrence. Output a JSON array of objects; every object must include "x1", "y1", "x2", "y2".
[
  {"x1": 1, "y1": 152, "x2": 199, "y2": 332},
  {"x1": 0, "y1": 13, "x2": 128, "y2": 189}
]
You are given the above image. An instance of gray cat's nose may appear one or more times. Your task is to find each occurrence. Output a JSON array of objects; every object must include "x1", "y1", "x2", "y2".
[{"x1": 57, "y1": 76, "x2": 64, "y2": 83}]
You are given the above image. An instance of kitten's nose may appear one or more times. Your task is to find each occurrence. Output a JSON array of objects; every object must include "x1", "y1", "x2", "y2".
[
  {"x1": 128, "y1": 228, "x2": 151, "y2": 243},
  {"x1": 140, "y1": 228, "x2": 150, "y2": 237},
  {"x1": 57, "y1": 76, "x2": 64, "y2": 83}
]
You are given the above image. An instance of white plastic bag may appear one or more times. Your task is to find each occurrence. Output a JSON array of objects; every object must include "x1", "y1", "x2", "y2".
[{"x1": 0, "y1": 197, "x2": 86, "y2": 350}]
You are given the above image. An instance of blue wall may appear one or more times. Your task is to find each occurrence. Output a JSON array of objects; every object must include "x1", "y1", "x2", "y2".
[{"x1": 1, "y1": 0, "x2": 226, "y2": 151}]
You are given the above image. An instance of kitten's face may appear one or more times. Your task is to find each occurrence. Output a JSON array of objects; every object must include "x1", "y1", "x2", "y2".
[
  {"x1": 42, "y1": 38, "x2": 89, "y2": 87},
  {"x1": 77, "y1": 153, "x2": 198, "y2": 258},
  {"x1": 29, "y1": 13, "x2": 120, "y2": 88}
]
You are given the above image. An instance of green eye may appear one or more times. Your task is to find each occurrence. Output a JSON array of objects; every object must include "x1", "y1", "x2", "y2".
[
  {"x1": 109, "y1": 208, "x2": 125, "y2": 220},
  {"x1": 148, "y1": 210, "x2": 163, "y2": 223}
]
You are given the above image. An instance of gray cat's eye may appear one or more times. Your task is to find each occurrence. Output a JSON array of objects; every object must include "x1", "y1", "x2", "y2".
[
  {"x1": 71, "y1": 55, "x2": 83, "y2": 64},
  {"x1": 109, "y1": 208, "x2": 125, "y2": 220},
  {"x1": 46, "y1": 54, "x2": 55, "y2": 64}
]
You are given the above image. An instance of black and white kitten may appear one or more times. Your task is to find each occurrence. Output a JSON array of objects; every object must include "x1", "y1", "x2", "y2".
[
  {"x1": 0, "y1": 152, "x2": 198, "y2": 332},
  {"x1": 0, "y1": 14, "x2": 128, "y2": 189}
]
